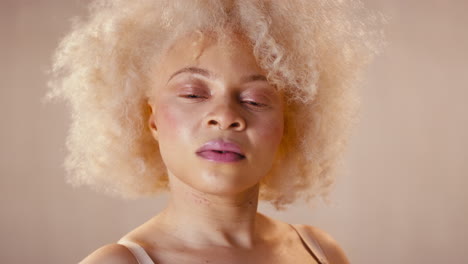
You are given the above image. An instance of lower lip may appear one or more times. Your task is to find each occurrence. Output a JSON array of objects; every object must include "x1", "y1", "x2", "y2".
[{"x1": 196, "y1": 150, "x2": 245, "y2": 163}]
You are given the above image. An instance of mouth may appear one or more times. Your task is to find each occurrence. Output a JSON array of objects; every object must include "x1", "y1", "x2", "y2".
[
  {"x1": 196, "y1": 150, "x2": 245, "y2": 162},
  {"x1": 196, "y1": 140, "x2": 246, "y2": 163}
]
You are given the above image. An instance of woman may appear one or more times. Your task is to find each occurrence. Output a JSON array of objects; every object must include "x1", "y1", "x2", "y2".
[{"x1": 46, "y1": 0, "x2": 381, "y2": 263}]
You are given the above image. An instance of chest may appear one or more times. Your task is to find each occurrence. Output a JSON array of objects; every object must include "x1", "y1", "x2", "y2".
[{"x1": 151, "y1": 243, "x2": 320, "y2": 264}]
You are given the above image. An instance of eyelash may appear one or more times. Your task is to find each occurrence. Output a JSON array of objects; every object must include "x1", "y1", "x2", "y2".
[
  {"x1": 179, "y1": 94, "x2": 268, "y2": 108},
  {"x1": 242, "y1": 100, "x2": 267, "y2": 107},
  {"x1": 180, "y1": 94, "x2": 206, "y2": 99}
]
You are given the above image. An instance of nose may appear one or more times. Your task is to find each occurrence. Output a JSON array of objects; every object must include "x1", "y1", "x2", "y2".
[{"x1": 205, "y1": 103, "x2": 246, "y2": 131}]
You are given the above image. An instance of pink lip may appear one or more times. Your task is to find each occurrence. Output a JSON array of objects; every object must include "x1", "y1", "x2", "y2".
[{"x1": 196, "y1": 140, "x2": 245, "y2": 163}]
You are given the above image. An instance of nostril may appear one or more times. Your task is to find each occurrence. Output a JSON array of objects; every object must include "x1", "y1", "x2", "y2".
[{"x1": 206, "y1": 118, "x2": 244, "y2": 130}]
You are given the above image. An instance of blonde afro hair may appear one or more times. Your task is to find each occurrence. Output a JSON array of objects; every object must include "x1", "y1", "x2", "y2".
[{"x1": 46, "y1": 0, "x2": 384, "y2": 208}]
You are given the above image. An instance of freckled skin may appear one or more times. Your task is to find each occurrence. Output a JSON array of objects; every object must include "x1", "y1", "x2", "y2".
[
  {"x1": 80, "y1": 32, "x2": 349, "y2": 264},
  {"x1": 149, "y1": 33, "x2": 285, "y2": 196}
]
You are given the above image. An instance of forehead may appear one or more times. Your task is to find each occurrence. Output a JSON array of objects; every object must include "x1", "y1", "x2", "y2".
[{"x1": 150, "y1": 31, "x2": 264, "y2": 82}]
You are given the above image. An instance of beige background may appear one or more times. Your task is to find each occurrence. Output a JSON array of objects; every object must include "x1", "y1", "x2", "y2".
[{"x1": 1, "y1": 0, "x2": 467, "y2": 263}]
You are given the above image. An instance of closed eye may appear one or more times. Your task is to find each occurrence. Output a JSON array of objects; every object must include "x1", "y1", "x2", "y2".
[
  {"x1": 242, "y1": 100, "x2": 267, "y2": 107},
  {"x1": 180, "y1": 94, "x2": 207, "y2": 99}
]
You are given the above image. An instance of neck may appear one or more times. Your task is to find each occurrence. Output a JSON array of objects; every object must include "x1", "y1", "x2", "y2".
[{"x1": 156, "y1": 174, "x2": 263, "y2": 249}]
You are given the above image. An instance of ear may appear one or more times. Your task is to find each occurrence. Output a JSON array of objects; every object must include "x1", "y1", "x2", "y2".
[{"x1": 147, "y1": 102, "x2": 158, "y2": 141}]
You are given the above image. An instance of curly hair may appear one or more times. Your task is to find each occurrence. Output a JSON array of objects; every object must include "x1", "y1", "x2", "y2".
[{"x1": 45, "y1": 0, "x2": 384, "y2": 209}]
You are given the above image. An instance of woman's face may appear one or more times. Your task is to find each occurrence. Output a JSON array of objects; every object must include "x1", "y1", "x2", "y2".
[{"x1": 148, "y1": 33, "x2": 284, "y2": 196}]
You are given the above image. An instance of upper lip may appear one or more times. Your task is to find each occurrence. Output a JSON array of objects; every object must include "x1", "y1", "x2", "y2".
[{"x1": 196, "y1": 139, "x2": 245, "y2": 156}]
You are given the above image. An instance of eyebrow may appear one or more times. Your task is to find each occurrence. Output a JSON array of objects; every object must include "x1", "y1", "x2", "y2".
[
  {"x1": 167, "y1": 66, "x2": 268, "y2": 84},
  {"x1": 167, "y1": 67, "x2": 213, "y2": 82},
  {"x1": 241, "y1": 74, "x2": 267, "y2": 83}
]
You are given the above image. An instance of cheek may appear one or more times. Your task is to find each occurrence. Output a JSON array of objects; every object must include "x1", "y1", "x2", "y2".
[
  {"x1": 156, "y1": 102, "x2": 184, "y2": 138},
  {"x1": 259, "y1": 114, "x2": 284, "y2": 146},
  {"x1": 154, "y1": 102, "x2": 193, "y2": 168}
]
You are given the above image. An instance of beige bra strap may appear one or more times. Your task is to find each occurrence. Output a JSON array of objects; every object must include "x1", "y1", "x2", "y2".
[
  {"x1": 290, "y1": 224, "x2": 328, "y2": 264},
  {"x1": 117, "y1": 239, "x2": 155, "y2": 264}
]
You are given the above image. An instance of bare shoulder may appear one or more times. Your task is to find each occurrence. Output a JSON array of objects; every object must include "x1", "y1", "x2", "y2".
[
  {"x1": 298, "y1": 225, "x2": 350, "y2": 264},
  {"x1": 79, "y1": 243, "x2": 138, "y2": 264}
]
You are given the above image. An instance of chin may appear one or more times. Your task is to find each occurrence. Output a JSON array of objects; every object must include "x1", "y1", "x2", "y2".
[{"x1": 186, "y1": 171, "x2": 261, "y2": 197}]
